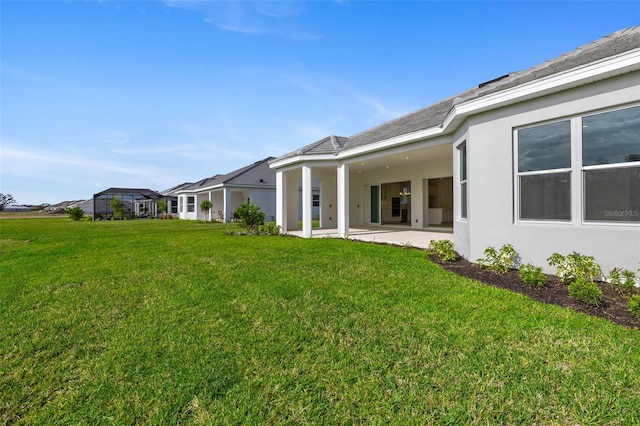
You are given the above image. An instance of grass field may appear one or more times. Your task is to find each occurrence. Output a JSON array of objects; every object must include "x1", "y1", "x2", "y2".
[{"x1": 1, "y1": 218, "x2": 639, "y2": 424}]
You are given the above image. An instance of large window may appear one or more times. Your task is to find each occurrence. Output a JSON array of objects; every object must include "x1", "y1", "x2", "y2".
[
  {"x1": 582, "y1": 106, "x2": 640, "y2": 222},
  {"x1": 458, "y1": 142, "x2": 467, "y2": 219},
  {"x1": 517, "y1": 120, "x2": 571, "y2": 221},
  {"x1": 187, "y1": 196, "x2": 195, "y2": 213},
  {"x1": 515, "y1": 105, "x2": 639, "y2": 224}
]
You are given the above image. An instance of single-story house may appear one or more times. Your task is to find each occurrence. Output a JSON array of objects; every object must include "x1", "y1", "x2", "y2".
[
  {"x1": 175, "y1": 157, "x2": 276, "y2": 222},
  {"x1": 4, "y1": 205, "x2": 31, "y2": 212},
  {"x1": 92, "y1": 188, "x2": 164, "y2": 220},
  {"x1": 270, "y1": 26, "x2": 640, "y2": 274}
]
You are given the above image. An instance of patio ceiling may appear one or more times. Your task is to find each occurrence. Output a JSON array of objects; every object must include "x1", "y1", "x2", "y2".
[{"x1": 347, "y1": 142, "x2": 452, "y2": 174}]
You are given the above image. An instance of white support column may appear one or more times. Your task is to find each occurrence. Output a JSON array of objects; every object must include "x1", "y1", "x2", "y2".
[
  {"x1": 208, "y1": 191, "x2": 213, "y2": 221},
  {"x1": 302, "y1": 165, "x2": 313, "y2": 238},
  {"x1": 276, "y1": 171, "x2": 286, "y2": 232},
  {"x1": 223, "y1": 187, "x2": 232, "y2": 223},
  {"x1": 337, "y1": 163, "x2": 350, "y2": 238}
]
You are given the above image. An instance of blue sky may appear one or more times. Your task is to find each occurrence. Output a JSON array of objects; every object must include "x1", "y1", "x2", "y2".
[{"x1": 2, "y1": 1, "x2": 639, "y2": 205}]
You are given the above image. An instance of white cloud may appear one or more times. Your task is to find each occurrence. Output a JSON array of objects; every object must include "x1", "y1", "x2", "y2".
[{"x1": 163, "y1": 0, "x2": 322, "y2": 41}]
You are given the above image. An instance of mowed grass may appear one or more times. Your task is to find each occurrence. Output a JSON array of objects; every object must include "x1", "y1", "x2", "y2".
[{"x1": 1, "y1": 219, "x2": 639, "y2": 425}]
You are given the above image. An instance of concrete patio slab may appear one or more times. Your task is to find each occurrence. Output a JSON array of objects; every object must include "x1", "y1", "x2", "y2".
[{"x1": 286, "y1": 227, "x2": 452, "y2": 250}]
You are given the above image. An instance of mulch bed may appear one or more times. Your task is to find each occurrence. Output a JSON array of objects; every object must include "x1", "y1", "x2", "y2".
[{"x1": 429, "y1": 255, "x2": 639, "y2": 330}]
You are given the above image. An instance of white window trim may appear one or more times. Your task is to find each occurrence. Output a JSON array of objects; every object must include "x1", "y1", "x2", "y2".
[{"x1": 456, "y1": 140, "x2": 468, "y2": 221}]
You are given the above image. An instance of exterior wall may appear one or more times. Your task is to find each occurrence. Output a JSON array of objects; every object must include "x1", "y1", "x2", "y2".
[
  {"x1": 464, "y1": 72, "x2": 640, "y2": 274},
  {"x1": 312, "y1": 169, "x2": 336, "y2": 228},
  {"x1": 452, "y1": 126, "x2": 470, "y2": 261},
  {"x1": 249, "y1": 187, "x2": 276, "y2": 222},
  {"x1": 179, "y1": 193, "x2": 198, "y2": 220}
]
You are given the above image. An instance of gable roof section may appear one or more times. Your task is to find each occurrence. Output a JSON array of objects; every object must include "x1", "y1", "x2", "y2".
[
  {"x1": 273, "y1": 26, "x2": 640, "y2": 164},
  {"x1": 182, "y1": 157, "x2": 277, "y2": 192}
]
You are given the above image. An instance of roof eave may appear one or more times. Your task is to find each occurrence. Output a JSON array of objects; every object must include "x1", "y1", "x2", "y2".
[{"x1": 269, "y1": 154, "x2": 339, "y2": 170}]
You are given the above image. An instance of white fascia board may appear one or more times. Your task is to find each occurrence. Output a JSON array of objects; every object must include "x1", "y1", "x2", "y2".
[
  {"x1": 269, "y1": 154, "x2": 339, "y2": 170},
  {"x1": 224, "y1": 184, "x2": 277, "y2": 190},
  {"x1": 442, "y1": 49, "x2": 640, "y2": 129},
  {"x1": 191, "y1": 184, "x2": 224, "y2": 193}
]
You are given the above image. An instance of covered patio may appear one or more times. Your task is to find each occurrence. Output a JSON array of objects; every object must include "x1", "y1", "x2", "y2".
[{"x1": 286, "y1": 226, "x2": 452, "y2": 249}]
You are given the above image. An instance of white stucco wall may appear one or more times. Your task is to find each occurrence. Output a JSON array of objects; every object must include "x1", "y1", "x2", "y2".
[
  {"x1": 462, "y1": 72, "x2": 640, "y2": 274},
  {"x1": 249, "y1": 187, "x2": 276, "y2": 222}
]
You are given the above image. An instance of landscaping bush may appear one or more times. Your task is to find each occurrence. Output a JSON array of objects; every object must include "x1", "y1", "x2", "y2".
[
  {"x1": 65, "y1": 206, "x2": 84, "y2": 221},
  {"x1": 548, "y1": 252, "x2": 602, "y2": 284},
  {"x1": 518, "y1": 263, "x2": 546, "y2": 287},
  {"x1": 427, "y1": 239, "x2": 457, "y2": 262},
  {"x1": 476, "y1": 244, "x2": 517, "y2": 273},
  {"x1": 568, "y1": 278, "x2": 604, "y2": 306},
  {"x1": 234, "y1": 202, "x2": 265, "y2": 231},
  {"x1": 257, "y1": 222, "x2": 281, "y2": 236},
  {"x1": 629, "y1": 295, "x2": 640, "y2": 320},
  {"x1": 609, "y1": 267, "x2": 637, "y2": 294}
]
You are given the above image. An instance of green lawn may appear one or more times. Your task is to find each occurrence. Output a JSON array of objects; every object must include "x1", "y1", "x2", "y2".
[{"x1": 1, "y1": 218, "x2": 639, "y2": 425}]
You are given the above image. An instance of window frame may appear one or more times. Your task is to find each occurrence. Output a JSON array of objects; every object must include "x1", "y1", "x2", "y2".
[
  {"x1": 580, "y1": 106, "x2": 640, "y2": 224},
  {"x1": 513, "y1": 104, "x2": 640, "y2": 226},
  {"x1": 457, "y1": 141, "x2": 468, "y2": 220},
  {"x1": 515, "y1": 118, "x2": 573, "y2": 223}
]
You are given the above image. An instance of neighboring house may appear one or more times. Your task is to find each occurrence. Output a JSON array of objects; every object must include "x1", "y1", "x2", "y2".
[
  {"x1": 92, "y1": 188, "x2": 164, "y2": 220},
  {"x1": 270, "y1": 26, "x2": 640, "y2": 274},
  {"x1": 160, "y1": 182, "x2": 193, "y2": 215},
  {"x1": 175, "y1": 157, "x2": 276, "y2": 222},
  {"x1": 4, "y1": 205, "x2": 31, "y2": 212}
]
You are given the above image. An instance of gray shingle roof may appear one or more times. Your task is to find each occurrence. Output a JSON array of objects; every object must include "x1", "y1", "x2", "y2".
[
  {"x1": 184, "y1": 157, "x2": 276, "y2": 191},
  {"x1": 275, "y1": 26, "x2": 640, "y2": 161}
]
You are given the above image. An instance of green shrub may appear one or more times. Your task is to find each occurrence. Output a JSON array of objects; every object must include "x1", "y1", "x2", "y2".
[
  {"x1": 427, "y1": 240, "x2": 457, "y2": 262},
  {"x1": 258, "y1": 222, "x2": 281, "y2": 236},
  {"x1": 518, "y1": 263, "x2": 546, "y2": 287},
  {"x1": 476, "y1": 244, "x2": 517, "y2": 274},
  {"x1": 568, "y1": 278, "x2": 604, "y2": 306},
  {"x1": 234, "y1": 202, "x2": 265, "y2": 231},
  {"x1": 629, "y1": 295, "x2": 640, "y2": 320},
  {"x1": 609, "y1": 267, "x2": 637, "y2": 292},
  {"x1": 66, "y1": 206, "x2": 84, "y2": 221},
  {"x1": 548, "y1": 252, "x2": 602, "y2": 284}
]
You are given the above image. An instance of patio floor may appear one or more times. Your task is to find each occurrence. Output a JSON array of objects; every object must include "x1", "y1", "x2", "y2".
[{"x1": 286, "y1": 226, "x2": 453, "y2": 250}]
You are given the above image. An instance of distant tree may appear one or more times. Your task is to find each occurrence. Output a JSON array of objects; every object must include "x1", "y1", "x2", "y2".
[
  {"x1": 66, "y1": 206, "x2": 85, "y2": 221},
  {"x1": 200, "y1": 200, "x2": 213, "y2": 219},
  {"x1": 110, "y1": 196, "x2": 125, "y2": 220},
  {"x1": 0, "y1": 193, "x2": 16, "y2": 211}
]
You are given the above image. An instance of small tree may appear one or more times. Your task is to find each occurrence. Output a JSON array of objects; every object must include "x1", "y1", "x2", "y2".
[
  {"x1": 0, "y1": 193, "x2": 16, "y2": 211},
  {"x1": 110, "y1": 196, "x2": 125, "y2": 220},
  {"x1": 200, "y1": 200, "x2": 213, "y2": 219},
  {"x1": 157, "y1": 199, "x2": 168, "y2": 216},
  {"x1": 234, "y1": 202, "x2": 265, "y2": 231},
  {"x1": 66, "y1": 206, "x2": 85, "y2": 221}
]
